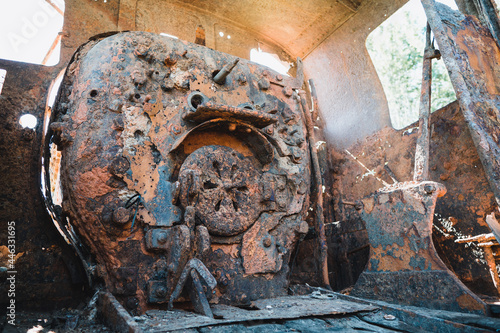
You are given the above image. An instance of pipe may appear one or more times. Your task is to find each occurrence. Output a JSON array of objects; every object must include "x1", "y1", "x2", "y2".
[
  {"x1": 297, "y1": 90, "x2": 330, "y2": 288},
  {"x1": 414, "y1": 23, "x2": 440, "y2": 181},
  {"x1": 213, "y1": 58, "x2": 239, "y2": 84}
]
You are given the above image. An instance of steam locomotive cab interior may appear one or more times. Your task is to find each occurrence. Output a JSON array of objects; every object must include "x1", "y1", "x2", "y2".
[{"x1": 1, "y1": 0, "x2": 500, "y2": 331}]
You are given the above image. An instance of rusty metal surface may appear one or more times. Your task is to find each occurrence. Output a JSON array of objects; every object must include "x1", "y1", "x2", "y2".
[
  {"x1": 0, "y1": 0, "x2": 130, "y2": 310},
  {"x1": 0, "y1": 62, "x2": 88, "y2": 310},
  {"x1": 50, "y1": 31, "x2": 312, "y2": 314},
  {"x1": 297, "y1": 89, "x2": 330, "y2": 288},
  {"x1": 135, "y1": 295, "x2": 378, "y2": 332},
  {"x1": 351, "y1": 181, "x2": 488, "y2": 314},
  {"x1": 97, "y1": 290, "x2": 500, "y2": 332},
  {"x1": 422, "y1": 0, "x2": 500, "y2": 207},
  {"x1": 3, "y1": 0, "x2": 500, "y2": 319},
  {"x1": 334, "y1": 101, "x2": 499, "y2": 296},
  {"x1": 97, "y1": 291, "x2": 142, "y2": 333},
  {"x1": 178, "y1": 145, "x2": 263, "y2": 236}
]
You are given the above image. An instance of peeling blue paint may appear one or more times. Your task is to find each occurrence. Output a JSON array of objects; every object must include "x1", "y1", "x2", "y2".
[
  {"x1": 369, "y1": 258, "x2": 380, "y2": 271},
  {"x1": 409, "y1": 256, "x2": 427, "y2": 270},
  {"x1": 148, "y1": 163, "x2": 182, "y2": 226}
]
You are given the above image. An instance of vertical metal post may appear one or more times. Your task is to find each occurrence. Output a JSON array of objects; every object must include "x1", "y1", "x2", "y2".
[
  {"x1": 297, "y1": 90, "x2": 330, "y2": 288},
  {"x1": 421, "y1": 0, "x2": 500, "y2": 206},
  {"x1": 414, "y1": 23, "x2": 440, "y2": 181}
]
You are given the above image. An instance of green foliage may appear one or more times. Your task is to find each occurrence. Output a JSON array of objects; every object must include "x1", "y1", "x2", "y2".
[{"x1": 366, "y1": 9, "x2": 456, "y2": 129}]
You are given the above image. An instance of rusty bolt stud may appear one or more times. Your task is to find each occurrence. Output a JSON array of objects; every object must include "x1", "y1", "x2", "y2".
[
  {"x1": 172, "y1": 181, "x2": 181, "y2": 204},
  {"x1": 156, "y1": 230, "x2": 168, "y2": 244},
  {"x1": 263, "y1": 236, "x2": 273, "y2": 248},
  {"x1": 155, "y1": 285, "x2": 167, "y2": 298},
  {"x1": 164, "y1": 55, "x2": 177, "y2": 66},
  {"x1": 265, "y1": 126, "x2": 274, "y2": 135},
  {"x1": 134, "y1": 45, "x2": 149, "y2": 58},
  {"x1": 258, "y1": 78, "x2": 270, "y2": 90},
  {"x1": 424, "y1": 184, "x2": 436, "y2": 195},
  {"x1": 113, "y1": 207, "x2": 130, "y2": 225},
  {"x1": 283, "y1": 86, "x2": 293, "y2": 97},
  {"x1": 355, "y1": 201, "x2": 363, "y2": 211},
  {"x1": 213, "y1": 58, "x2": 239, "y2": 84},
  {"x1": 237, "y1": 75, "x2": 247, "y2": 85},
  {"x1": 298, "y1": 221, "x2": 309, "y2": 235},
  {"x1": 276, "y1": 74, "x2": 283, "y2": 81}
]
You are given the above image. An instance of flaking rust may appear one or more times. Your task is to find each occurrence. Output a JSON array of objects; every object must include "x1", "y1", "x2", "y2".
[
  {"x1": 351, "y1": 181, "x2": 488, "y2": 314},
  {"x1": 50, "y1": 31, "x2": 312, "y2": 314}
]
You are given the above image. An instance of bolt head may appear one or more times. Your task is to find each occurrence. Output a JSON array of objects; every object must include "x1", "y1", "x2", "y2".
[
  {"x1": 263, "y1": 236, "x2": 272, "y2": 248},
  {"x1": 113, "y1": 207, "x2": 130, "y2": 225},
  {"x1": 155, "y1": 286, "x2": 167, "y2": 298},
  {"x1": 283, "y1": 87, "x2": 293, "y2": 97},
  {"x1": 157, "y1": 231, "x2": 168, "y2": 244},
  {"x1": 424, "y1": 184, "x2": 436, "y2": 194}
]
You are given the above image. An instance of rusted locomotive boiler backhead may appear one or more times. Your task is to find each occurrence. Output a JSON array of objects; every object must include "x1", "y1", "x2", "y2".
[{"x1": 48, "y1": 31, "x2": 312, "y2": 314}]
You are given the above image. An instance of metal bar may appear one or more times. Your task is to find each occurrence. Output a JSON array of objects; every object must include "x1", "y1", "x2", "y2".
[
  {"x1": 188, "y1": 270, "x2": 214, "y2": 318},
  {"x1": 168, "y1": 258, "x2": 216, "y2": 310},
  {"x1": 455, "y1": 233, "x2": 496, "y2": 243},
  {"x1": 41, "y1": 34, "x2": 62, "y2": 65},
  {"x1": 481, "y1": 245, "x2": 500, "y2": 294},
  {"x1": 45, "y1": 0, "x2": 64, "y2": 16},
  {"x1": 308, "y1": 79, "x2": 319, "y2": 123},
  {"x1": 297, "y1": 90, "x2": 330, "y2": 288},
  {"x1": 421, "y1": 0, "x2": 500, "y2": 205},
  {"x1": 476, "y1": 0, "x2": 500, "y2": 47},
  {"x1": 414, "y1": 23, "x2": 437, "y2": 181},
  {"x1": 213, "y1": 59, "x2": 239, "y2": 84}
]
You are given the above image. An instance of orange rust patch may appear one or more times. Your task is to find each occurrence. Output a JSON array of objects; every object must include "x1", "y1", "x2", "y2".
[
  {"x1": 76, "y1": 166, "x2": 114, "y2": 198},
  {"x1": 211, "y1": 244, "x2": 239, "y2": 259},
  {"x1": 124, "y1": 141, "x2": 160, "y2": 203},
  {"x1": 455, "y1": 27, "x2": 500, "y2": 96},
  {"x1": 456, "y1": 293, "x2": 484, "y2": 311},
  {"x1": 73, "y1": 101, "x2": 88, "y2": 125},
  {"x1": 183, "y1": 131, "x2": 254, "y2": 157}
]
